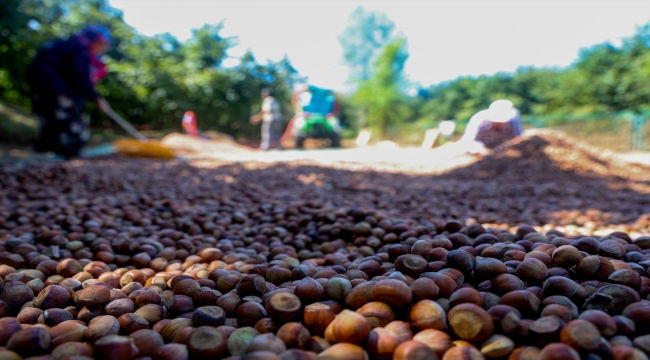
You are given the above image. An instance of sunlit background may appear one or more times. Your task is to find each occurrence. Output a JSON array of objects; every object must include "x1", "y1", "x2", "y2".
[{"x1": 109, "y1": 1, "x2": 649, "y2": 93}]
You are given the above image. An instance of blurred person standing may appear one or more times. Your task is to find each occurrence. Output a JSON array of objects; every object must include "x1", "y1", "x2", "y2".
[
  {"x1": 26, "y1": 25, "x2": 114, "y2": 158},
  {"x1": 250, "y1": 88, "x2": 284, "y2": 150},
  {"x1": 458, "y1": 99, "x2": 522, "y2": 155}
]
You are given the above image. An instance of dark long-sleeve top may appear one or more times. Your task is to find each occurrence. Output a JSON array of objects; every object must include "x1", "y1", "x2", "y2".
[{"x1": 27, "y1": 38, "x2": 99, "y2": 101}]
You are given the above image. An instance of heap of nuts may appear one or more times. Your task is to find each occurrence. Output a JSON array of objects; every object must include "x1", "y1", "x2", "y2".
[
  {"x1": 0, "y1": 140, "x2": 649, "y2": 360},
  {"x1": 1, "y1": 210, "x2": 649, "y2": 360}
]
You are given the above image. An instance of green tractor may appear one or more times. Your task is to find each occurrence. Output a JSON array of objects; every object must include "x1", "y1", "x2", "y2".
[{"x1": 285, "y1": 85, "x2": 342, "y2": 148}]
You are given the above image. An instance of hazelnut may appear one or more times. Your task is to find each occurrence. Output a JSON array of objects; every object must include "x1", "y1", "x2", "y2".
[
  {"x1": 447, "y1": 303, "x2": 494, "y2": 342},
  {"x1": 393, "y1": 340, "x2": 436, "y2": 360},
  {"x1": 85, "y1": 315, "x2": 120, "y2": 342},
  {"x1": 186, "y1": 326, "x2": 228, "y2": 358},
  {"x1": 324, "y1": 309, "x2": 370, "y2": 344},
  {"x1": 560, "y1": 319, "x2": 601, "y2": 352},
  {"x1": 366, "y1": 328, "x2": 401, "y2": 359},
  {"x1": 118, "y1": 313, "x2": 149, "y2": 334},
  {"x1": 276, "y1": 322, "x2": 311, "y2": 350},
  {"x1": 384, "y1": 320, "x2": 414, "y2": 343},
  {"x1": 128, "y1": 329, "x2": 164, "y2": 357},
  {"x1": 412, "y1": 329, "x2": 452, "y2": 357},
  {"x1": 480, "y1": 334, "x2": 515, "y2": 359},
  {"x1": 537, "y1": 343, "x2": 580, "y2": 360},
  {"x1": 304, "y1": 302, "x2": 335, "y2": 335},
  {"x1": 47, "y1": 320, "x2": 87, "y2": 348},
  {"x1": 6, "y1": 326, "x2": 51, "y2": 356},
  {"x1": 316, "y1": 343, "x2": 368, "y2": 360},
  {"x1": 265, "y1": 291, "x2": 302, "y2": 323},
  {"x1": 353, "y1": 301, "x2": 394, "y2": 329},
  {"x1": 371, "y1": 279, "x2": 412, "y2": 307},
  {"x1": 228, "y1": 327, "x2": 260, "y2": 357},
  {"x1": 152, "y1": 343, "x2": 189, "y2": 360},
  {"x1": 410, "y1": 299, "x2": 447, "y2": 330}
]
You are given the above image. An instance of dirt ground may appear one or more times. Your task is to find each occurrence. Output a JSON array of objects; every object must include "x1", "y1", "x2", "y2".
[{"x1": 3, "y1": 130, "x2": 647, "y2": 173}]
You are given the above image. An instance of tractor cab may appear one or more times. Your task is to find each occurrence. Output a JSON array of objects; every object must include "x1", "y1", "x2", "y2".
[{"x1": 288, "y1": 85, "x2": 341, "y2": 148}]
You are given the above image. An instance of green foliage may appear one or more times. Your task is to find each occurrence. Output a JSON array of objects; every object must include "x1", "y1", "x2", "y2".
[
  {"x1": 416, "y1": 23, "x2": 650, "y2": 124},
  {"x1": 353, "y1": 38, "x2": 412, "y2": 139},
  {"x1": 338, "y1": 6, "x2": 397, "y2": 82},
  {"x1": 0, "y1": 0, "x2": 301, "y2": 140}
]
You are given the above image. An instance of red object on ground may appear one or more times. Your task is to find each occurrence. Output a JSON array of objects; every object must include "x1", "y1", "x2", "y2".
[{"x1": 182, "y1": 111, "x2": 199, "y2": 137}]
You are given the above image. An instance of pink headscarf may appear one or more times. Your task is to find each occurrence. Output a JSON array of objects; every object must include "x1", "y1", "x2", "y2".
[{"x1": 73, "y1": 25, "x2": 112, "y2": 85}]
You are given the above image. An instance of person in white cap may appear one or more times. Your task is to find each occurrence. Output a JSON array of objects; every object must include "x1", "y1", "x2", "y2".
[{"x1": 458, "y1": 99, "x2": 522, "y2": 155}]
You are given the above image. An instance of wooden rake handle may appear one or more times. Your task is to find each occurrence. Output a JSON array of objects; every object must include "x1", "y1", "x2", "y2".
[{"x1": 103, "y1": 108, "x2": 148, "y2": 141}]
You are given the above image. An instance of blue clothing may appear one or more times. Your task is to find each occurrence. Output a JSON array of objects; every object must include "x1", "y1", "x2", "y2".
[
  {"x1": 27, "y1": 38, "x2": 99, "y2": 102},
  {"x1": 299, "y1": 86, "x2": 336, "y2": 115}
]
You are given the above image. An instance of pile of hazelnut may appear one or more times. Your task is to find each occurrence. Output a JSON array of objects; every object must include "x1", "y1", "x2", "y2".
[{"x1": 0, "y1": 152, "x2": 648, "y2": 360}]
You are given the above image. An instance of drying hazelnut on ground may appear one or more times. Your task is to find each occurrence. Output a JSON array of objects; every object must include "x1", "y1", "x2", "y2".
[
  {"x1": 324, "y1": 310, "x2": 369, "y2": 344},
  {"x1": 344, "y1": 281, "x2": 376, "y2": 309},
  {"x1": 50, "y1": 342, "x2": 94, "y2": 360},
  {"x1": 56, "y1": 259, "x2": 82, "y2": 278},
  {"x1": 515, "y1": 258, "x2": 548, "y2": 283},
  {"x1": 440, "y1": 346, "x2": 484, "y2": 360},
  {"x1": 537, "y1": 343, "x2": 580, "y2": 360},
  {"x1": 448, "y1": 303, "x2": 494, "y2": 342},
  {"x1": 449, "y1": 288, "x2": 484, "y2": 308},
  {"x1": 394, "y1": 254, "x2": 429, "y2": 278},
  {"x1": 366, "y1": 328, "x2": 401, "y2": 359},
  {"x1": 498, "y1": 290, "x2": 540, "y2": 317},
  {"x1": 74, "y1": 284, "x2": 111, "y2": 307},
  {"x1": 578, "y1": 310, "x2": 617, "y2": 337},
  {"x1": 576, "y1": 255, "x2": 615, "y2": 280},
  {"x1": 118, "y1": 312, "x2": 149, "y2": 334},
  {"x1": 410, "y1": 299, "x2": 447, "y2": 330},
  {"x1": 384, "y1": 320, "x2": 414, "y2": 343},
  {"x1": 371, "y1": 279, "x2": 412, "y2": 307},
  {"x1": 551, "y1": 245, "x2": 581, "y2": 268},
  {"x1": 412, "y1": 329, "x2": 452, "y2": 357},
  {"x1": 303, "y1": 302, "x2": 335, "y2": 335},
  {"x1": 508, "y1": 346, "x2": 541, "y2": 360},
  {"x1": 356, "y1": 301, "x2": 395, "y2": 329},
  {"x1": 245, "y1": 333, "x2": 287, "y2": 355},
  {"x1": 0, "y1": 317, "x2": 22, "y2": 346},
  {"x1": 276, "y1": 322, "x2": 311, "y2": 350},
  {"x1": 559, "y1": 319, "x2": 601, "y2": 352},
  {"x1": 47, "y1": 320, "x2": 87, "y2": 348},
  {"x1": 529, "y1": 316, "x2": 565, "y2": 346},
  {"x1": 33, "y1": 284, "x2": 71, "y2": 310},
  {"x1": 409, "y1": 277, "x2": 439, "y2": 301},
  {"x1": 266, "y1": 291, "x2": 302, "y2": 323},
  {"x1": 134, "y1": 304, "x2": 165, "y2": 326},
  {"x1": 294, "y1": 277, "x2": 325, "y2": 303},
  {"x1": 192, "y1": 305, "x2": 226, "y2": 327},
  {"x1": 160, "y1": 318, "x2": 194, "y2": 343},
  {"x1": 129, "y1": 329, "x2": 165, "y2": 357},
  {"x1": 187, "y1": 326, "x2": 228, "y2": 359},
  {"x1": 393, "y1": 340, "x2": 436, "y2": 360},
  {"x1": 6, "y1": 326, "x2": 50, "y2": 357},
  {"x1": 480, "y1": 334, "x2": 515, "y2": 359},
  {"x1": 85, "y1": 315, "x2": 120, "y2": 342},
  {"x1": 152, "y1": 343, "x2": 189, "y2": 360},
  {"x1": 255, "y1": 318, "x2": 279, "y2": 334},
  {"x1": 228, "y1": 327, "x2": 261, "y2": 357},
  {"x1": 316, "y1": 342, "x2": 369, "y2": 360}
]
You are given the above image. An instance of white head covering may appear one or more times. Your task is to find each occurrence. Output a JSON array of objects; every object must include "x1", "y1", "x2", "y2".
[{"x1": 488, "y1": 99, "x2": 517, "y2": 123}]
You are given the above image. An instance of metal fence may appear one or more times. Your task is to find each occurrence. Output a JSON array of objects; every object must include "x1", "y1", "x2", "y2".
[{"x1": 384, "y1": 112, "x2": 650, "y2": 151}]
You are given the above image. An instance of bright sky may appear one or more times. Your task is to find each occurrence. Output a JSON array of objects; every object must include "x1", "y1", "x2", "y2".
[{"x1": 108, "y1": 1, "x2": 649, "y2": 93}]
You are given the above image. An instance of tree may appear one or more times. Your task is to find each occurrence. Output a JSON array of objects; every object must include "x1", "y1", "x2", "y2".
[
  {"x1": 353, "y1": 38, "x2": 410, "y2": 138},
  {"x1": 338, "y1": 6, "x2": 397, "y2": 83}
]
